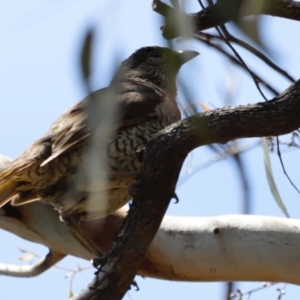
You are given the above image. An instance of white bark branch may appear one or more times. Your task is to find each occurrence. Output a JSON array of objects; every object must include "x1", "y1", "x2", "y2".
[
  {"x1": 1, "y1": 155, "x2": 300, "y2": 284},
  {"x1": 146, "y1": 214, "x2": 300, "y2": 284},
  {"x1": 0, "y1": 251, "x2": 65, "y2": 277}
]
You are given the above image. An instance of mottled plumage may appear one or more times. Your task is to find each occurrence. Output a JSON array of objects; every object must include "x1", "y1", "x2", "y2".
[{"x1": 0, "y1": 47, "x2": 198, "y2": 222}]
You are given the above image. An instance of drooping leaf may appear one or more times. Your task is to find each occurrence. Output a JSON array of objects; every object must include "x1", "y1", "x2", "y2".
[
  {"x1": 262, "y1": 137, "x2": 290, "y2": 218},
  {"x1": 80, "y1": 28, "x2": 94, "y2": 82}
]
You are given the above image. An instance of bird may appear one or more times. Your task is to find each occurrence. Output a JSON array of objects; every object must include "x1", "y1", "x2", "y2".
[{"x1": 0, "y1": 46, "x2": 198, "y2": 256}]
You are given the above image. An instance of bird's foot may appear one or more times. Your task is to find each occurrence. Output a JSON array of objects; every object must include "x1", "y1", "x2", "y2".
[{"x1": 63, "y1": 214, "x2": 104, "y2": 261}]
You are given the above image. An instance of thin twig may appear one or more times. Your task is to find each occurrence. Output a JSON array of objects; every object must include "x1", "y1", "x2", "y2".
[
  {"x1": 276, "y1": 136, "x2": 300, "y2": 194},
  {"x1": 194, "y1": 33, "x2": 279, "y2": 95},
  {"x1": 197, "y1": 32, "x2": 296, "y2": 83}
]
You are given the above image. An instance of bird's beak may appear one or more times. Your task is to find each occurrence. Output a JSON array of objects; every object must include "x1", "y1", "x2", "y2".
[{"x1": 176, "y1": 50, "x2": 200, "y2": 65}]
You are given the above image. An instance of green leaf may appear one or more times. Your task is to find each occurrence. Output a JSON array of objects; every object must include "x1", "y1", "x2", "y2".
[
  {"x1": 80, "y1": 28, "x2": 94, "y2": 82},
  {"x1": 262, "y1": 137, "x2": 290, "y2": 218},
  {"x1": 19, "y1": 253, "x2": 35, "y2": 261},
  {"x1": 68, "y1": 290, "x2": 74, "y2": 299},
  {"x1": 235, "y1": 16, "x2": 262, "y2": 47}
]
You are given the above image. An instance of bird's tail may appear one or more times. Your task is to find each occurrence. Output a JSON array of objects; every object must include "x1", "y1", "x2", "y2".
[{"x1": 0, "y1": 179, "x2": 17, "y2": 207}]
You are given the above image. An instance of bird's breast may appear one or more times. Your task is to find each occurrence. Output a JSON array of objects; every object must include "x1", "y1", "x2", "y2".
[{"x1": 107, "y1": 117, "x2": 171, "y2": 172}]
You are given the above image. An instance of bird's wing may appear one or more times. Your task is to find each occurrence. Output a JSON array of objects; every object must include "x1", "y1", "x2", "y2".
[
  {"x1": 43, "y1": 80, "x2": 164, "y2": 165},
  {"x1": 0, "y1": 81, "x2": 165, "y2": 206},
  {"x1": 0, "y1": 81, "x2": 164, "y2": 180},
  {"x1": 0, "y1": 137, "x2": 53, "y2": 181},
  {"x1": 0, "y1": 137, "x2": 54, "y2": 206},
  {"x1": 40, "y1": 102, "x2": 89, "y2": 166}
]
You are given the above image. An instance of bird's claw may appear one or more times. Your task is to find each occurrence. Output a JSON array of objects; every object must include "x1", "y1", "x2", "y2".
[
  {"x1": 173, "y1": 192, "x2": 179, "y2": 204},
  {"x1": 91, "y1": 257, "x2": 104, "y2": 268},
  {"x1": 130, "y1": 280, "x2": 140, "y2": 291}
]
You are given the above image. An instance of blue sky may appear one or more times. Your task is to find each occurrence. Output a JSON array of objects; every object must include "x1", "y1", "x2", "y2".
[{"x1": 1, "y1": 0, "x2": 300, "y2": 299}]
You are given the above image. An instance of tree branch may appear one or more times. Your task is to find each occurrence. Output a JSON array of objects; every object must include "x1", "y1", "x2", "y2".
[
  {"x1": 71, "y1": 79, "x2": 300, "y2": 299},
  {"x1": 3, "y1": 203, "x2": 300, "y2": 284},
  {"x1": 1, "y1": 78, "x2": 300, "y2": 298},
  {"x1": 0, "y1": 251, "x2": 65, "y2": 277},
  {"x1": 143, "y1": 214, "x2": 300, "y2": 284},
  {"x1": 153, "y1": 0, "x2": 300, "y2": 39}
]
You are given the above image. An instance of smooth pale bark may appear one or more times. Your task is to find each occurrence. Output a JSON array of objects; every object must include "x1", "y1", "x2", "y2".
[
  {"x1": 2, "y1": 210, "x2": 300, "y2": 284},
  {"x1": 145, "y1": 214, "x2": 300, "y2": 284},
  {"x1": 1, "y1": 151, "x2": 300, "y2": 285},
  {"x1": 0, "y1": 251, "x2": 65, "y2": 277},
  {"x1": 1, "y1": 76, "x2": 300, "y2": 297}
]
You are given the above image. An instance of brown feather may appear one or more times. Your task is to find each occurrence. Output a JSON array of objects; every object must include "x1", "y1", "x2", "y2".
[
  {"x1": 11, "y1": 191, "x2": 40, "y2": 206},
  {"x1": 0, "y1": 180, "x2": 18, "y2": 207},
  {"x1": 0, "y1": 46, "x2": 198, "y2": 219}
]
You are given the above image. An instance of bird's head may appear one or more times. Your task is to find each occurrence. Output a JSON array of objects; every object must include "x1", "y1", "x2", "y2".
[{"x1": 113, "y1": 46, "x2": 199, "y2": 93}]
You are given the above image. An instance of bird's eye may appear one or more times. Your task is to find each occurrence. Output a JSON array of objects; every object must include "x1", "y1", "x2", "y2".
[{"x1": 149, "y1": 51, "x2": 161, "y2": 59}]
